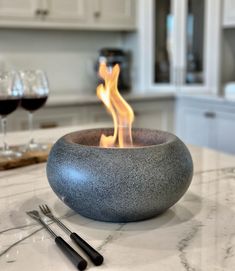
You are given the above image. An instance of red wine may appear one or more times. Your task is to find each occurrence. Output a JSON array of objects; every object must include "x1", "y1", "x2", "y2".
[
  {"x1": 0, "y1": 97, "x2": 21, "y2": 116},
  {"x1": 21, "y1": 96, "x2": 48, "y2": 112}
]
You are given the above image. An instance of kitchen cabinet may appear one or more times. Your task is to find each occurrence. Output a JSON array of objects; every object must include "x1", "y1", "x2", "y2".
[
  {"x1": 7, "y1": 98, "x2": 175, "y2": 133},
  {"x1": 223, "y1": 0, "x2": 235, "y2": 27},
  {"x1": 214, "y1": 111, "x2": 235, "y2": 154},
  {"x1": 0, "y1": 0, "x2": 136, "y2": 30},
  {"x1": 0, "y1": 0, "x2": 38, "y2": 19},
  {"x1": 176, "y1": 96, "x2": 235, "y2": 155},
  {"x1": 176, "y1": 101, "x2": 215, "y2": 148},
  {"x1": 8, "y1": 106, "x2": 81, "y2": 131},
  {"x1": 131, "y1": 100, "x2": 174, "y2": 132},
  {"x1": 91, "y1": 0, "x2": 136, "y2": 30},
  {"x1": 45, "y1": 0, "x2": 88, "y2": 23},
  {"x1": 139, "y1": 0, "x2": 221, "y2": 94},
  {"x1": 76, "y1": 100, "x2": 174, "y2": 132}
]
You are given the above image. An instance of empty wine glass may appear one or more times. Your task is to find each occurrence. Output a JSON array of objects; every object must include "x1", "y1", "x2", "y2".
[
  {"x1": 0, "y1": 71, "x2": 23, "y2": 158},
  {"x1": 20, "y1": 70, "x2": 49, "y2": 151}
]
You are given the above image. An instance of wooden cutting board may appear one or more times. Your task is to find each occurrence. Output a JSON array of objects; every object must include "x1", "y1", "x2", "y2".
[{"x1": 0, "y1": 145, "x2": 52, "y2": 170}]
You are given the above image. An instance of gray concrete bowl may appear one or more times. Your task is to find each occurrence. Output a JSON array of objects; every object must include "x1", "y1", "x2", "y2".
[{"x1": 46, "y1": 128, "x2": 193, "y2": 222}]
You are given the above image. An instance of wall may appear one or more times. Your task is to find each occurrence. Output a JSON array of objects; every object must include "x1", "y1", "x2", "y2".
[{"x1": 0, "y1": 29, "x2": 124, "y2": 95}]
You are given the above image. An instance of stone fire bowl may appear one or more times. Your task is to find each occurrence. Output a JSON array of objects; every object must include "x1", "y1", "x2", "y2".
[{"x1": 46, "y1": 128, "x2": 193, "y2": 222}]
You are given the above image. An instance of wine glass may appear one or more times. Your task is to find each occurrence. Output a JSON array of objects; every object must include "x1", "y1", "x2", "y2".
[
  {"x1": 20, "y1": 70, "x2": 49, "y2": 151},
  {"x1": 0, "y1": 71, "x2": 23, "y2": 158}
]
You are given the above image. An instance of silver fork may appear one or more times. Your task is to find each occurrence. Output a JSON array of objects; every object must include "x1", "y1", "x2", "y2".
[
  {"x1": 26, "y1": 210, "x2": 87, "y2": 271},
  {"x1": 39, "y1": 204, "x2": 104, "y2": 266}
]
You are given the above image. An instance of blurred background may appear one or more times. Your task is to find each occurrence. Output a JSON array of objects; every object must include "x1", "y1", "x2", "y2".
[{"x1": 0, "y1": 0, "x2": 235, "y2": 155}]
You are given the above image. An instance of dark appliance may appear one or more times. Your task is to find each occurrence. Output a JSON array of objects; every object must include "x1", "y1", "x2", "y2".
[{"x1": 95, "y1": 48, "x2": 131, "y2": 92}]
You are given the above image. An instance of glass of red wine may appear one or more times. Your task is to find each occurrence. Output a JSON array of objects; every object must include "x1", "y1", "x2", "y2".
[
  {"x1": 20, "y1": 70, "x2": 49, "y2": 151},
  {"x1": 0, "y1": 71, "x2": 23, "y2": 158}
]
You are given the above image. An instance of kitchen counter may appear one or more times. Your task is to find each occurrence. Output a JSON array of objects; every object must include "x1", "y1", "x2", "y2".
[
  {"x1": 46, "y1": 91, "x2": 235, "y2": 108},
  {"x1": 46, "y1": 92, "x2": 175, "y2": 107},
  {"x1": 1, "y1": 125, "x2": 235, "y2": 271},
  {"x1": 176, "y1": 93, "x2": 235, "y2": 107}
]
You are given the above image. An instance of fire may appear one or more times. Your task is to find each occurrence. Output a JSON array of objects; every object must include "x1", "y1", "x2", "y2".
[{"x1": 96, "y1": 63, "x2": 134, "y2": 148}]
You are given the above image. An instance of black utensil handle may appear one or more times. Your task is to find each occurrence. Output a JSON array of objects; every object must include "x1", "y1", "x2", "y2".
[
  {"x1": 70, "y1": 232, "x2": 104, "y2": 266},
  {"x1": 55, "y1": 236, "x2": 87, "y2": 270}
]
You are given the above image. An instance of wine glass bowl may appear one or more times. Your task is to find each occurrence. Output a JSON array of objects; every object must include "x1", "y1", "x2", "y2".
[
  {"x1": 0, "y1": 71, "x2": 23, "y2": 158},
  {"x1": 20, "y1": 70, "x2": 49, "y2": 151},
  {"x1": 21, "y1": 96, "x2": 48, "y2": 112}
]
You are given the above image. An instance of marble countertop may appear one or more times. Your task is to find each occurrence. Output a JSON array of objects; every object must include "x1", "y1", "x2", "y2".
[
  {"x1": 46, "y1": 92, "x2": 175, "y2": 107},
  {"x1": 45, "y1": 91, "x2": 235, "y2": 108},
  {"x1": 1, "y1": 125, "x2": 235, "y2": 271},
  {"x1": 176, "y1": 93, "x2": 235, "y2": 106}
]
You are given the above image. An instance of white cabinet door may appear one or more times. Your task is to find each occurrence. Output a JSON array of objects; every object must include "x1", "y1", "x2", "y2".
[
  {"x1": 45, "y1": 0, "x2": 88, "y2": 22},
  {"x1": 223, "y1": 0, "x2": 235, "y2": 27},
  {"x1": 175, "y1": 0, "x2": 221, "y2": 93},
  {"x1": 133, "y1": 110, "x2": 168, "y2": 130},
  {"x1": 8, "y1": 107, "x2": 81, "y2": 131},
  {"x1": 92, "y1": 0, "x2": 136, "y2": 29},
  {"x1": 0, "y1": 0, "x2": 38, "y2": 19},
  {"x1": 214, "y1": 111, "x2": 235, "y2": 154},
  {"x1": 0, "y1": 0, "x2": 136, "y2": 29},
  {"x1": 141, "y1": 0, "x2": 221, "y2": 94},
  {"x1": 131, "y1": 100, "x2": 174, "y2": 132},
  {"x1": 81, "y1": 104, "x2": 112, "y2": 124},
  {"x1": 176, "y1": 98, "x2": 235, "y2": 155},
  {"x1": 176, "y1": 104, "x2": 215, "y2": 148}
]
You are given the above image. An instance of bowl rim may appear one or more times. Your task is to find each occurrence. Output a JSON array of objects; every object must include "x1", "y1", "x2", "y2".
[{"x1": 60, "y1": 127, "x2": 179, "y2": 150}]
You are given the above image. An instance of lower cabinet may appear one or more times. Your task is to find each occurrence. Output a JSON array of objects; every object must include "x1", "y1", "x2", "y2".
[
  {"x1": 0, "y1": 0, "x2": 136, "y2": 30},
  {"x1": 214, "y1": 111, "x2": 235, "y2": 154},
  {"x1": 176, "y1": 97, "x2": 235, "y2": 155},
  {"x1": 131, "y1": 100, "x2": 174, "y2": 132},
  {"x1": 8, "y1": 106, "x2": 81, "y2": 131},
  {"x1": 176, "y1": 103, "x2": 215, "y2": 148},
  {"x1": 7, "y1": 98, "x2": 175, "y2": 133}
]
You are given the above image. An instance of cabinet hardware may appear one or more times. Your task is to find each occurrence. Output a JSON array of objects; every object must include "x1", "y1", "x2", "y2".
[
  {"x1": 133, "y1": 111, "x2": 140, "y2": 117},
  {"x1": 40, "y1": 122, "x2": 58, "y2": 129},
  {"x1": 35, "y1": 9, "x2": 41, "y2": 16},
  {"x1": 204, "y1": 112, "x2": 216, "y2": 118},
  {"x1": 94, "y1": 11, "x2": 101, "y2": 18},
  {"x1": 42, "y1": 10, "x2": 49, "y2": 16}
]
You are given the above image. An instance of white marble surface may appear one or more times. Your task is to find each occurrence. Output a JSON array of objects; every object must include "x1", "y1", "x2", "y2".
[
  {"x1": 45, "y1": 91, "x2": 235, "y2": 108},
  {"x1": 46, "y1": 92, "x2": 175, "y2": 107},
  {"x1": 1, "y1": 125, "x2": 235, "y2": 271}
]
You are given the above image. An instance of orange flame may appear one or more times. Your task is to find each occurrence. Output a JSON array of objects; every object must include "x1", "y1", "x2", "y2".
[{"x1": 96, "y1": 63, "x2": 134, "y2": 148}]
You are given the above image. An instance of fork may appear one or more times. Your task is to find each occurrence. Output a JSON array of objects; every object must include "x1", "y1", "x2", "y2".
[
  {"x1": 39, "y1": 204, "x2": 104, "y2": 266},
  {"x1": 26, "y1": 210, "x2": 87, "y2": 271}
]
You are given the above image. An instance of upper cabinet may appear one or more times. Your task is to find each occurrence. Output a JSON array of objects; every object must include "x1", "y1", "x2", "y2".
[
  {"x1": 139, "y1": 0, "x2": 221, "y2": 94},
  {"x1": 91, "y1": 0, "x2": 136, "y2": 30},
  {"x1": 223, "y1": 0, "x2": 235, "y2": 27},
  {"x1": 0, "y1": 0, "x2": 38, "y2": 19},
  {"x1": 0, "y1": 0, "x2": 136, "y2": 30},
  {"x1": 45, "y1": 0, "x2": 88, "y2": 23}
]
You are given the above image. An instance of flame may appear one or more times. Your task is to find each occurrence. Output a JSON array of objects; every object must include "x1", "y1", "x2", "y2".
[{"x1": 96, "y1": 63, "x2": 134, "y2": 148}]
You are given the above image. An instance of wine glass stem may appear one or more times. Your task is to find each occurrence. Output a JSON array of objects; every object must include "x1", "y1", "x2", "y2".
[
  {"x1": 28, "y1": 112, "x2": 34, "y2": 144},
  {"x1": 1, "y1": 117, "x2": 8, "y2": 152}
]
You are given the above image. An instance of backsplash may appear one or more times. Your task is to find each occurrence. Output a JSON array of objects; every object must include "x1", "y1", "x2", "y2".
[{"x1": 0, "y1": 29, "x2": 124, "y2": 95}]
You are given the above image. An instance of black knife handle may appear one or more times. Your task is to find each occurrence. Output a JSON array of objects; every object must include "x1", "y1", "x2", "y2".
[
  {"x1": 70, "y1": 232, "x2": 104, "y2": 266},
  {"x1": 55, "y1": 236, "x2": 87, "y2": 270}
]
